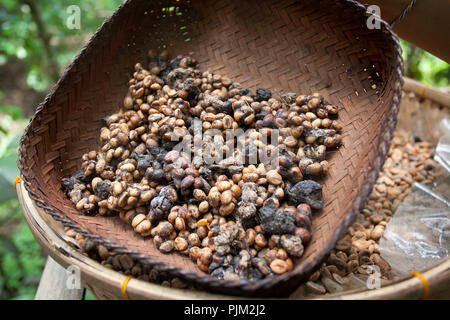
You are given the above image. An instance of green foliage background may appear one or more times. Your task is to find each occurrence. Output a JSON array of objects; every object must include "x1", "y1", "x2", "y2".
[
  {"x1": 0, "y1": 0, "x2": 448, "y2": 300},
  {"x1": 0, "y1": 0, "x2": 122, "y2": 300},
  {"x1": 0, "y1": 0, "x2": 123, "y2": 91}
]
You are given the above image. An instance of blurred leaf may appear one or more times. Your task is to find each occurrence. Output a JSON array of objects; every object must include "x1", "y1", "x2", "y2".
[
  {"x1": 11, "y1": 288, "x2": 37, "y2": 300},
  {"x1": 2, "y1": 252, "x2": 21, "y2": 289},
  {"x1": 0, "y1": 153, "x2": 19, "y2": 201},
  {"x1": 0, "y1": 54, "x2": 7, "y2": 65},
  {"x1": 401, "y1": 40, "x2": 450, "y2": 87},
  {"x1": 13, "y1": 223, "x2": 45, "y2": 278},
  {"x1": 0, "y1": 215, "x2": 45, "y2": 300},
  {"x1": 0, "y1": 131, "x2": 21, "y2": 156},
  {"x1": 0, "y1": 153, "x2": 18, "y2": 181},
  {"x1": 0, "y1": 174, "x2": 16, "y2": 202},
  {"x1": 0, "y1": 106, "x2": 24, "y2": 120},
  {"x1": 85, "y1": 289, "x2": 96, "y2": 300},
  {"x1": 26, "y1": 65, "x2": 49, "y2": 92},
  {"x1": 7, "y1": 134, "x2": 22, "y2": 149},
  {"x1": 0, "y1": 198, "x2": 21, "y2": 222},
  {"x1": 15, "y1": 46, "x2": 27, "y2": 59}
]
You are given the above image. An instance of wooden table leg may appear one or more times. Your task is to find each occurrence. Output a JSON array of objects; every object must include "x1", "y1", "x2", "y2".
[{"x1": 35, "y1": 256, "x2": 85, "y2": 300}]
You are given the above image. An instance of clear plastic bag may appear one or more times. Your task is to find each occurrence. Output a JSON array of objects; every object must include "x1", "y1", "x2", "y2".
[
  {"x1": 379, "y1": 119, "x2": 450, "y2": 276},
  {"x1": 435, "y1": 119, "x2": 450, "y2": 173}
]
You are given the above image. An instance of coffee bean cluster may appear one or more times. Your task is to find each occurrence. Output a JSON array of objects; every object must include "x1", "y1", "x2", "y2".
[
  {"x1": 63, "y1": 50, "x2": 344, "y2": 281},
  {"x1": 294, "y1": 130, "x2": 439, "y2": 296},
  {"x1": 65, "y1": 228, "x2": 190, "y2": 290}
]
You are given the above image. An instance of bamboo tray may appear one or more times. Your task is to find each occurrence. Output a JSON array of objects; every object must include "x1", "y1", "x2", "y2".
[
  {"x1": 18, "y1": 0, "x2": 404, "y2": 296},
  {"x1": 17, "y1": 182, "x2": 450, "y2": 299}
]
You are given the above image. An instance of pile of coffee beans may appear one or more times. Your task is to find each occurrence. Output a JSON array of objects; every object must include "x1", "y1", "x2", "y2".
[
  {"x1": 296, "y1": 130, "x2": 439, "y2": 296},
  {"x1": 64, "y1": 129, "x2": 439, "y2": 295},
  {"x1": 63, "y1": 50, "x2": 344, "y2": 280}
]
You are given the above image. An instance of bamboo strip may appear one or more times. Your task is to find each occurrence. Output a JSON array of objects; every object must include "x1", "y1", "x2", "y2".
[{"x1": 403, "y1": 77, "x2": 450, "y2": 108}]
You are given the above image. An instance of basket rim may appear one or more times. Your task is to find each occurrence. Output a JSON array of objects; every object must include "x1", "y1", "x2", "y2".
[{"x1": 18, "y1": 0, "x2": 404, "y2": 296}]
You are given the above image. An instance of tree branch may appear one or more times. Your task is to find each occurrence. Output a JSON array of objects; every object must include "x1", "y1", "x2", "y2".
[{"x1": 22, "y1": 0, "x2": 60, "y2": 83}]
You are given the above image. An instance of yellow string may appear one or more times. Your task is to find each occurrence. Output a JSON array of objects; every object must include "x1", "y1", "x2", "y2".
[
  {"x1": 409, "y1": 271, "x2": 430, "y2": 300},
  {"x1": 121, "y1": 275, "x2": 133, "y2": 300},
  {"x1": 14, "y1": 176, "x2": 23, "y2": 189},
  {"x1": 420, "y1": 85, "x2": 429, "y2": 99}
]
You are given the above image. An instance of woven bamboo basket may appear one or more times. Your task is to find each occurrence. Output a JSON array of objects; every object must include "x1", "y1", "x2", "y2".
[
  {"x1": 18, "y1": 0, "x2": 404, "y2": 297},
  {"x1": 19, "y1": 78, "x2": 450, "y2": 300}
]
